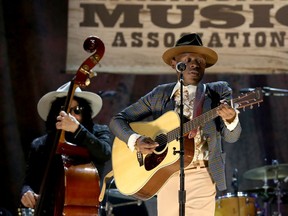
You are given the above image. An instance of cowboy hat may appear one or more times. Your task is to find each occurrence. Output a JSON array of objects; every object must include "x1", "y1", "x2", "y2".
[
  {"x1": 162, "y1": 33, "x2": 218, "y2": 68},
  {"x1": 37, "y1": 82, "x2": 102, "y2": 120}
]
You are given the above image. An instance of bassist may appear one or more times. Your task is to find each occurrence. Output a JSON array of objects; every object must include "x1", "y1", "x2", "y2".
[{"x1": 20, "y1": 82, "x2": 112, "y2": 215}]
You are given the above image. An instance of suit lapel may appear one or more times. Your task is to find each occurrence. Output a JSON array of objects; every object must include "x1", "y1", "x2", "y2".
[
  {"x1": 193, "y1": 83, "x2": 206, "y2": 118},
  {"x1": 162, "y1": 83, "x2": 176, "y2": 114}
]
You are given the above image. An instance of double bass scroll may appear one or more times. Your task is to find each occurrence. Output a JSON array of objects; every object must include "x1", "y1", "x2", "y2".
[{"x1": 34, "y1": 36, "x2": 105, "y2": 216}]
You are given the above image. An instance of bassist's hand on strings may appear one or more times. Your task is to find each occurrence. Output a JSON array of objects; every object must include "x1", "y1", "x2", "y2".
[
  {"x1": 136, "y1": 136, "x2": 159, "y2": 154},
  {"x1": 21, "y1": 190, "x2": 39, "y2": 209},
  {"x1": 56, "y1": 110, "x2": 80, "y2": 133},
  {"x1": 216, "y1": 103, "x2": 237, "y2": 124}
]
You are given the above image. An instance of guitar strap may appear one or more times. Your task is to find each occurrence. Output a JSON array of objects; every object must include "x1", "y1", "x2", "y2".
[{"x1": 98, "y1": 170, "x2": 114, "y2": 202}]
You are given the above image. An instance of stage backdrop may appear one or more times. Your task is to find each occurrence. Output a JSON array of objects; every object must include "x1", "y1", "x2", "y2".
[{"x1": 66, "y1": 0, "x2": 288, "y2": 74}]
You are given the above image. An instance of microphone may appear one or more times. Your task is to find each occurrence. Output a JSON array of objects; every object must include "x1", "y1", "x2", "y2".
[
  {"x1": 240, "y1": 86, "x2": 288, "y2": 96},
  {"x1": 176, "y1": 62, "x2": 186, "y2": 73},
  {"x1": 239, "y1": 88, "x2": 255, "y2": 93},
  {"x1": 263, "y1": 86, "x2": 288, "y2": 93},
  {"x1": 231, "y1": 168, "x2": 238, "y2": 194}
]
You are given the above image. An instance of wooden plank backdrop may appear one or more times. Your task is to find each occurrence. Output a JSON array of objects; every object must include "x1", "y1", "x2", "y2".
[{"x1": 66, "y1": 0, "x2": 288, "y2": 74}]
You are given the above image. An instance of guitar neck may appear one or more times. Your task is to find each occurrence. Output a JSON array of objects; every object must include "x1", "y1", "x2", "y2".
[
  {"x1": 168, "y1": 108, "x2": 218, "y2": 142},
  {"x1": 184, "y1": 108, "x2": 218, "y2": 133},
  {"x1": 164, "y1": 88, "x2": 263, "y2": 144}
]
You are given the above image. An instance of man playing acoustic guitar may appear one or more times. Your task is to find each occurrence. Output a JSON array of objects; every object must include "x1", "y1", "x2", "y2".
[{"x1": 109, "y1": 33, "x2": 242, "y2": 216}]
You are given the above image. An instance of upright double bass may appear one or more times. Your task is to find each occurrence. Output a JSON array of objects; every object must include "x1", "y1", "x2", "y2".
[{"x1": 34, "y1": 36, "x2": 105, "y2": 216}]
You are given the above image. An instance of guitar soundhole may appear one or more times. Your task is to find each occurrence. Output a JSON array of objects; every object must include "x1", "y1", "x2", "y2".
[
  {"x1": 154, "y1": 133, "x2": 167, "y2": 152},
  {"x1": 144, "y1": 133, "x2": 168, "y2": 171}
]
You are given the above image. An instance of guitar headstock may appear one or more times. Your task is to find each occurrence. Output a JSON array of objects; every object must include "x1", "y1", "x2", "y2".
[{"x1": 233, "y1": 87, "x2": 263, "y2": 110}]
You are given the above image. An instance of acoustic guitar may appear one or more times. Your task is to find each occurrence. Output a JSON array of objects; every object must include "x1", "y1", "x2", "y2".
[{"x1": 112, "y1": 88, "x2": 263, "y2": 200}]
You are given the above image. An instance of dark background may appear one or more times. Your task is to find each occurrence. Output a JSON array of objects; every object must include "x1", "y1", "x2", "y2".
[{"x1": 1, "y1": 1, "x2": 288, "y2": 215}]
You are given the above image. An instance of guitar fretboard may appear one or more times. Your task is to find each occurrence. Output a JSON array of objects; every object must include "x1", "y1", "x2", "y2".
[{"x1": 167, "y1": 107, "x2": 218, "y2": 142}]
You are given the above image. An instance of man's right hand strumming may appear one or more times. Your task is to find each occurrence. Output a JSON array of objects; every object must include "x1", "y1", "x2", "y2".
[{"x1": 135, "y1": 136, "x2": 159, "y2": 154}]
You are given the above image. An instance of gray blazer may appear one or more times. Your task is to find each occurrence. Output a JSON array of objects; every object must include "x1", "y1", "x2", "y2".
[{"x1": 109, "y1": 81, "x2": 241, "y2": 191}]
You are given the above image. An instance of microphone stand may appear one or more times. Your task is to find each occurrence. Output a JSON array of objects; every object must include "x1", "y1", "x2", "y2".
[
  {"x1": 178, "y1": 71, "x2": 186, "y2": 216},
  {"x1": 232, "y1": 168, "x2": 238, "y2": 195},
  {"x1": 174, "y1": 62, "x2": 187, "y2": 216}
]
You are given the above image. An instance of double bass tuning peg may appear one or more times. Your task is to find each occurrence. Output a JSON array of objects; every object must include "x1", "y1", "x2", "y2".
[
  {"x1": 85, "y1": 79, "x2": 90, "y2": 87},
  {"x1": 86, "y1": 70, "x2": 98, "y2": 86},
  {"x1": 89, "y1": 70, "x2": 97, "y2": 78}
]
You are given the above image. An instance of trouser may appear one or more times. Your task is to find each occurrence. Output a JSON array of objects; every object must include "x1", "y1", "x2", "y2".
[{"x1": 157, "y1": 167, "x2": 216, "y2": 216}]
